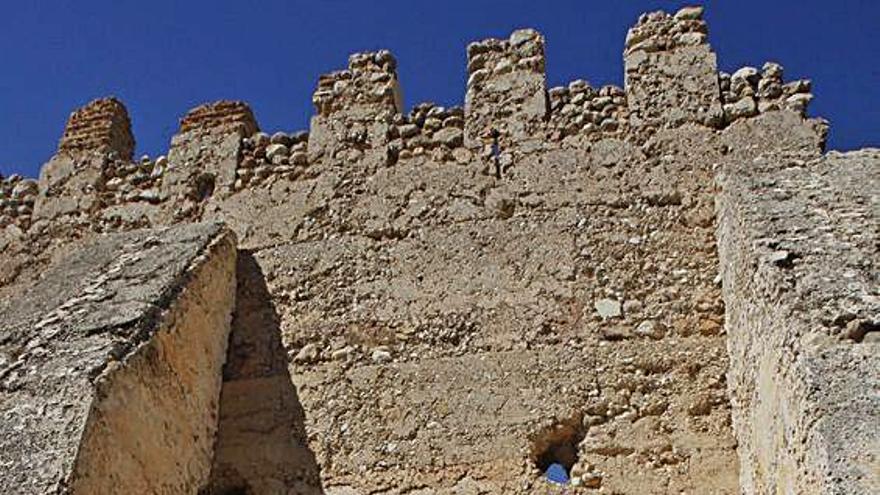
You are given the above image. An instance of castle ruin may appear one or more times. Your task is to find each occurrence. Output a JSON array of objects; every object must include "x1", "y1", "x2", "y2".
[{"x1": 0, "y1": 6, "x2": 877, "y2": 494}]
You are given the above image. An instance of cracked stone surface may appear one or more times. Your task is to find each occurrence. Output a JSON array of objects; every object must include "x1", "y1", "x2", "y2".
[
  {"x1": 0, "y1": 222, "x2": 236, "y2": 494},
  {"x1": 717, "y1": 114, "x2": 879, "y2": 494}
]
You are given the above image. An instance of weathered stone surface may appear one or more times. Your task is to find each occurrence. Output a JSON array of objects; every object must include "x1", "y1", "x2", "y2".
[
  {"x1": 57, "y1": 97, "x2": 134, "y2": 160},
  {"x1": 178, "y1": 100, "x2": 258, "y2": 137},
  {"x1": 0, "y1": 6, "x2": 876, "y2": 495},
  {"x1": 202, "y1": 252, "x2": 321, "y2": 494},
  {"x1": 31, "y1": 98, "x2": 140, "y2": 227},
  {"x1": 464, "y1": 29, "x2": 547, "y2": 150},
  {"x1": 308, "y1": 51, "x2": 402, "y2": 167},
  {"x1": 718, "y1": 113, "x2": 879, "y2": 494},
  {"x1": 33, "y1": 154, "x2": 103, "y2": 222},
  {"x1": 233, "y1": 124, "x2": 739, "y2": 493},
  {"x1": 625, "y1": 8, "x2": 723, "y2": 129},
  {"x1": 0, "y1": 222, "x2": 236, "y2": 494},
  {"x1": 595, "y1": 298, "x2": 622, "y2": 319},
  {"x1": 159, "y1": 102, "x2": 256, "y2": 220}
]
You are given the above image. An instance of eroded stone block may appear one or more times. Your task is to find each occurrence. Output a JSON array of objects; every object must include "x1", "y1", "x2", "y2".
[
  {"x1": 717, "y1": 131, "x2": 879, "y2": 493},
  {"x1": 0, "y1": 222, "x2": 237, "y2": 494}
]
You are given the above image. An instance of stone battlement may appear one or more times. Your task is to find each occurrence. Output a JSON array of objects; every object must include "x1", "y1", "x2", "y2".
[
  {"x1": 57, "y1": 97, "x2": 134, "y2": 160},
  {"x1": 465, "y1": 28, "x2": 547, "y2": 148},
  {"x1": 624, "y1": 7, "x2": 710, "y2": 55},
  {"x1": 1, "y1": 6, "x2": 825, "y2": 232},
  {"x1": 312, "y1": 50, "x2": 402, "y2": 117},
  {"x1": 178, "y1": 100, "x2": 259, "y2": 137}
]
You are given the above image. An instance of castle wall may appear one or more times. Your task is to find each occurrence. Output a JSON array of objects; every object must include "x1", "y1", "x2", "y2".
[
  {"x1": 202, "y1": 252, "x2": 323, "y2": 494},
  {"x1": 464, "y1": 28, "x2": 547, "y2": 159},
  {"x1": 0, "y1": 5, "x2": 873, "y2": 494},
  {"x1": 546, "y1": 81, "x2": 628, "y2": 143},
  {"x1": 0, "y1": 222, "x2": 236, "y2": 494},
  {"x1": 307, "y1": 51, "x2": 401, "y2": 171},
  {"x1": 33, "y1": 98, "x2": 135, "y2": 225},
  {"x1": 0, "y1": 174, "x2": 37, "y2": 230},
  {"x1": 25, "y1": 98, "x2": 168, "y2": 233},
  {"x1": 57, "y1": 97, "x2": 135, "y2": 160},
  {"x1": 624, "y1": 7, "x2": 723, "y2": 130},
  {"x1": 159, "y1": 101, "x2": 257, "y2": 222},
  {"x1": 717, "y1": 112, "x2": 879, "y2": 494},
  {"x1": 226, "y1": 118, "x2": 743, "y2": 493}
]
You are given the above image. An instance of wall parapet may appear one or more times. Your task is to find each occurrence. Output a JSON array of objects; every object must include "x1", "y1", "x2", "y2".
[
  {"x1": 312, "y1": 50, "x2": 402, "y2": 118},
  {"x1": 32, "y1": 98, "x2": 138, "y2": 228},
  {"x1": 546, "y1": 81, "x2": 628, "y2": 142},
  {"x1": 624, "y1": 6, "x2": 723, "y2": 130},
  {"x1": 624, "y1": 7, "x2": 709, "y2": 56},
  {"x1": 8, "y1": 5, "x2": 831, "y2": 234},
  {"x1": 720, "y1": 62, "x2": 815, "y2": 124},
  {"x1": 464, "y1": 28, "x2": 547, "y2": 151},
  {"x1": 0, "y1": 174, "x2": 37, "y2": 230},
  {"x1": 307, "y1": 51, "x2": 402, "y2": 167},
  {"x1": 57, "y1": 97, "x2": 134, "y2": 160},
  {"x1": 159, "y1": 101, "x2": 258, "y2": 220},
  {"x1": 237, "y1": 129, "x2": 310, "y2": 190},
  {"x1": 178, "y1": 100, "x2": 259, "y2": 137}
]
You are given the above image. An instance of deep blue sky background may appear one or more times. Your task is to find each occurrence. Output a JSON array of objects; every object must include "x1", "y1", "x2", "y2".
[{"x1": 1, "y1": 1, "x2": 877, "y2": 177}]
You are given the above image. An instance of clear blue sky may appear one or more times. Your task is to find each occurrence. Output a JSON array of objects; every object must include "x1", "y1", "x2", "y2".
[{"x1": 1, "y1": 1, "x2": 877, "y2": 177}]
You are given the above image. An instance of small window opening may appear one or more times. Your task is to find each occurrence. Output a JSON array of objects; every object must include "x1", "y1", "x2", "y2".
[{"x1": 530, "y1": 416, "x2": 584, "y2": 486}]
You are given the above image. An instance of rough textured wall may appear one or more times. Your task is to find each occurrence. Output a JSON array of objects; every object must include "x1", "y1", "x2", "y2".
[
  {"x1": 203, "y1": 251, "x2": 322, "y2": 494},
  {"x1": 200, "y1": 13, "x2": 745, "y2": 486},
  {"x1": 307, "y1": 51, "x2": 401, "y2": 171},
  {"x1": 716, "y1": 112, "x2": 879, "y2": 494},
  {"x1": 159, "y1": 101, "x2": 258, "y2": 222},
  {"x1": 0, "y1": 173, "x2": 38, "y2": 231},
  {"x1": 464, "y1": 28, "x2": 547, "y2": 153},
  {"x1": 624, "y1": 7, "x2": 723, "y2": 131},
  {"x1": 0, "y1": 222, "x2": 236, "y2": 494},
  {"x1": 57, "y1": 97, "x2": 134, "y2": 160},
  {"x1": 0, "y1": 4, "x2": 875, "y2": 495},
  {"x1": 33, "y1": 98, "x2": 136, "y2": 225},
  {"x1": 227, "y1": 125, "x2": 741, "y2": 493}
]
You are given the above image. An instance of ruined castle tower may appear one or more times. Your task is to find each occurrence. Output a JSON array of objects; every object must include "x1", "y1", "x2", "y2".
[{"x1": 0, "y1": 6, "x2": 876, "y2": 495}]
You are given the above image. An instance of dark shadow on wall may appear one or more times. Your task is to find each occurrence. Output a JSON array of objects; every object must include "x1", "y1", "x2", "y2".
[{"x1": 202, "y1": 251, "x2": 324, "y2": 495}]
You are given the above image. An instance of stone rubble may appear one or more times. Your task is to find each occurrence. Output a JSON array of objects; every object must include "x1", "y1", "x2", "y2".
[
  {"x1": 547, "y1": 82, "x2": 629, "y2": 142},
  {"x1": 0, "y1": 174, "x2": 37, "y2": 230},
  {"x1": 720, "y1": 62, "x2": 816, "y2": 124}
]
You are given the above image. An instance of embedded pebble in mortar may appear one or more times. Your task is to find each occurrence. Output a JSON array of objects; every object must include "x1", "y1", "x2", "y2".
[{"x1": 595, "y1": 299, "x2": 622, "y2": 319}]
